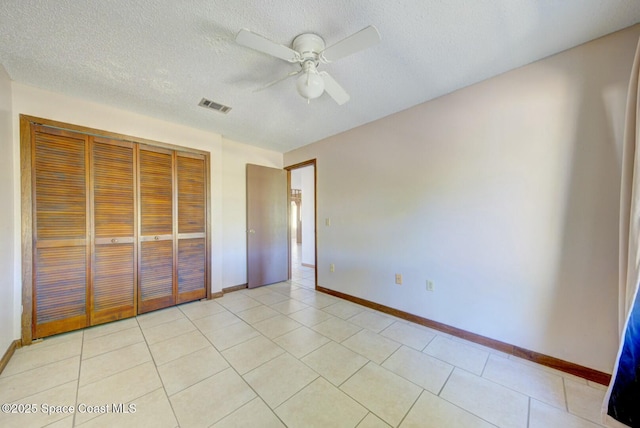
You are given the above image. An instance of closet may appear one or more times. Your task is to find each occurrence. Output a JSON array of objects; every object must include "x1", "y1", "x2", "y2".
[{"x1": 23, "y1": 117, "x2": 210, "y2": 341}]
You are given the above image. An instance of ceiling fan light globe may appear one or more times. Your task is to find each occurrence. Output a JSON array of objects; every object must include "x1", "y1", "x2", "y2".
[{"x1": 296, "y1": 72, "x2": 325, "y2": 100}]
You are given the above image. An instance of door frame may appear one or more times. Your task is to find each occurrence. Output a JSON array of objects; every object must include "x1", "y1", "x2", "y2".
[{"x1": 285, "y1": 159, "x2": 317, "y2": 289}]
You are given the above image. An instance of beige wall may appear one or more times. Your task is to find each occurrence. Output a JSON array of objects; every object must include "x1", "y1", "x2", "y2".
[
  {"x1": 8, "y1": 83, "x2": 282, "y2": 340},
  {"x1": 285, "y1": 25, "x2": 640, "y2": 373},
  {"x1": 0, "y1": 66, "x2": 15, "y2": 352}
]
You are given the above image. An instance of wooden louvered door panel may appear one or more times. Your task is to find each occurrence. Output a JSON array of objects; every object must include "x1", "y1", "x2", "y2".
[
  {"x1": 91, "y1": 138, "x2": 136, "y2": 325},
  {"x1": 138, "y1": 146, "x2": 175, "y2": 313},
  {"x1": 176, "y1": 153, "x2": 207, "y2": 303},
  {"x1": 32, "y1": 126, "x2": 89, "y2": 338}
]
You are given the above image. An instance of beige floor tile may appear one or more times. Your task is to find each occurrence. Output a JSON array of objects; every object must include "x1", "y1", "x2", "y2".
[
  {"x1": 508, "y1": 355, "x2": 589, "y2": 384},
  {"x1": 204, "y1": 321, "x2": 261, "y2": 350},
  {"x1": 218, "y1": 296, "x2": 262, "y2": 313},
  {"x1": 311, "y1": 317, "x2": 362, "y2": 342},
  {"x1": 75, "y1": 361, "x2": 162, "y2": 425},
  {"x1": 253, "y1": 315, "x2": 303, "y2": 339},
  {"x1": 0, "y1": 356, "x2": 80, "y2": 403},
  {"x1": 380, "y1": 321, "x2": 436, "y2": 351},
  {"x1": 2, "y1": 338, "x2": 82, "y2": 377},
  {"x1": 423, "y1": 335, "x2": 489, "y2": 375},
  {"x1": 83, "y1": 318, "x2": 139, "y2": 341},
  {"x1": 298, "y1": 293, "x2": 339, "y2": 309},
  {"x1": 222, "y1": 335, "x2": 285, "y2": 374},
  {"x1": 412, "y1": 323, "x2": 452, "y2": 338},
  {"x1": 236, "y1": 305, "x2": 280, "y2": 324},
  {"x1": 141, "y1": 317, "x2": 196, "y2": 344},
  {"x1": 216, "y1": 285, "x2": 252, "y2": 300},
  {"x1": 348, "y1": 311, "x2": 395, "y2": 333},
  {"x1": 0, "y1": 380, "x2": 77, "y2": 428},
  {"x1": 252, "y1": 291, "x2": 289, "y2": 306},
  {"x1": 46, "y1": 416, "x2": 74, "y2": 428},
  {"x1": 77, "y1": 388, "x2": 178, "y2": 428},
  {"x1": 268, "y1": 282, "x2": 302, "y2": 295},
  {"x1": 565, "y1": 378, "x2": 607, "y2": 424},
  {"x1": 148, "y1": 330, "x2": 210, "y2": 365},
  {"x1": 136, "y1": 306, "x2": 185, "y2": 329},
  {"x1": 269, "y1": 298, "x2": 309, "y2": 315},
  {"x1": 288, "y1": 307, "x2": 334, "y2": 327},
  {"x1": 529, "y1": 399, "x2": 602, "y2": 428},
  {"x1": 158, "y1": 346, "x2": 229, "y2": 396},
  {"x1": 217, "y1": 291, "x2": 251, "y2": 302},
  {"x1": 240, "y1": 286, "x2": 274, "y2": 297},
  {"x1": 276, "y1": 377, "x2": 368, "y2": 428},
  {"x1": 192, "y1": 310, "x2": 242, "y2": 334},
  {"x1": 340, "y1": 362, "x2": 422, "y2": 427},
  {"x1": 357, "y1": 412, "x2": 391, "y2": 427},
  {"x1": 2, "y1": 287, "x2": 610, "y2": 428},
  {"x1": 213, "y1": 397, "x2": 285, "y2": 428},
  {"x1": 322, "y1": 301, "x2": 365, "y2": 320},
  {"x1": 287, "y1": 288, "x2": 317, "y2": 301},
  {"x1": 450, "y1": 336, "x2": 509, "y2": 357},
  {"x1": 273, "y1": 326, "x2": 331, "y2": 358},
  {"x1": 80, "y1": 342, "x2": 152, "y2": 386},
  {"x1": 483, "y1": 354, "x2": 565, "y2": 409},
  {"x1": 342, "y1": 329, "x2": 400, "y2": 364},
  {"x1": 302, "y1": 341, "x2": 369, "y2": 386},
  {"x1": 170, "y1": 368, "x2": 256, "y2": 427},
  {"x1": 178, "y1": 299, "x2": 226, "y2": 320},
  {"x1": 400, "y1": 390, "x2": 495, "y2": 428},
  {"x1": 440, "y1": 368, "x2": 529, "y2": 428},
  {"x1": 382, "y1": 346, "x2": 453, "y2": 393},
  {"x1": 270, "y1": 287, "x2": 302, "y2": 300},
  {"x1": 292, "y1": 277, "x2": 316, "y2": 289},
  {"x1": 587, "y1": 380, "x2": 608, "y2": 391},
  {"x1": 244, "y1": 353, "x2": 318, "y2": 408},
  {"x1": 82, "y1": 327, "x2": 144, "y2": 360},
  {"x1": 27, "y1": 331, "x2": 83, "y2": 351}
]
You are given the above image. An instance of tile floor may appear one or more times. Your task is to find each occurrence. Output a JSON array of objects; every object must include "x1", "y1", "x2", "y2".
[{"x1": 0, "y1": 260, "x2": 609, "y2": 427}]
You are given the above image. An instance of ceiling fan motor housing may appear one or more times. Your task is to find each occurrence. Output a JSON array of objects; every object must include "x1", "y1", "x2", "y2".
[{"x1": 292, "y1": 33, "x2": 325, "y2": 64}]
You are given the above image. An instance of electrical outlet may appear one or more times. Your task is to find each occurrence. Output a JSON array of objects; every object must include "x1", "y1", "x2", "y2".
[
  {"x1": 426, "y1": 280, "x2": 435, "y2": 291},
  {"x1": 325, "y1": 218, "x2": 331, "y2": 226},
  {"x1": 330, "y1": 263, "x2": 335, "y2": 272},
  {"x1": 395, "y1": 273, "x2": 402, "y2": 285}
]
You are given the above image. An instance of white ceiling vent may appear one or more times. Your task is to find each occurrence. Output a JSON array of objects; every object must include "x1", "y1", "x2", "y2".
[{"x1": 198, "y1": 98, "x2": 232, "y2": 114}]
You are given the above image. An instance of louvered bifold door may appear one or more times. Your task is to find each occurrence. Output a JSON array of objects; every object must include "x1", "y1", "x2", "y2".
[
  {"x1": 176, "y1": 153, "x2": 208, "y2": 303},
  {"x1": 138, "y1": 145, "x2": 175, "y2": 313},
  {"x1": 90, "y1": 137, "x2": 136, "y2": 325},
  {"x1": 32, "y1": 126, "x2": 89, "y2": 338}
]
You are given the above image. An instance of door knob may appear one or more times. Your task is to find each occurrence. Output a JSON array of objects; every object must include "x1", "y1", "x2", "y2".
[{"x1": 248, "y1": 229, "x2": 255, "y2": 234}]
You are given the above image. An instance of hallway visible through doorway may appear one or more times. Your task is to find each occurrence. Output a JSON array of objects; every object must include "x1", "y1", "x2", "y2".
[
  {"x1": 289, "y1": 162, "x2": 316, "y2": 289},
  {"x1": 291, "y1": 239, "x2": 315, "y2": 289}
]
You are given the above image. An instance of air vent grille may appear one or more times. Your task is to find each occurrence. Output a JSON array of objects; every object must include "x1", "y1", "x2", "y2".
[{"x1": 198, "y1": 98, "x2": 232, "y2": 114}]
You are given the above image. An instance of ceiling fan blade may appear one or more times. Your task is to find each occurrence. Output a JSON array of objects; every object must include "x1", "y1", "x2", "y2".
[
  {"x1": 236, "y1": 29, "x2": 300, "y2": 62},
  {"x1": 320, "y1": 72, "x2": 350, "y2": 105},
  {"x1": 320, "y1": 25, "x2": 381, "y2": 63},
  {"x1": 253, "y1": 70, "x2": 301, "y2": 92}
]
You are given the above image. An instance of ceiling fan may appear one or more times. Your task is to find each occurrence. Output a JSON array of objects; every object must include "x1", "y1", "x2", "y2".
[{"x1": 235, "y1": 25, "x2": 381, "y2": 105}]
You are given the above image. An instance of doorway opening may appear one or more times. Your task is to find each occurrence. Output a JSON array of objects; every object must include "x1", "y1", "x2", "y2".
[{"x1": 287, "y1": 161, "x2": 316, "y2": 289}]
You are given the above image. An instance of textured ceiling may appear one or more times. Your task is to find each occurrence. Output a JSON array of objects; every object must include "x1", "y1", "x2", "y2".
[{"x1": 1, "y1": 1, "x2": 640, "y2": 152}]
